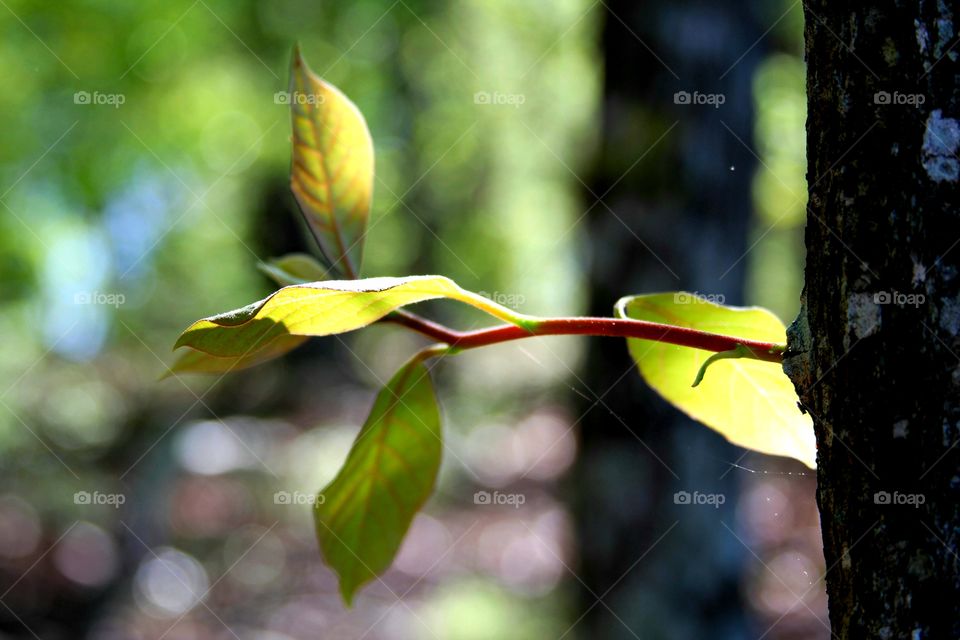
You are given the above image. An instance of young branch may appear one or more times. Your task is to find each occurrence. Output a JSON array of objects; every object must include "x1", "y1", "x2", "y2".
[{"x1": 387, "y1": 310, "x2": 783, "y2": 363}]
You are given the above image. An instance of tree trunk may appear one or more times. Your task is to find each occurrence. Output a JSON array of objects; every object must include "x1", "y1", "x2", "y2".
[{"x1": 786, "y1": 2, "x2": 960, "y2": 637}]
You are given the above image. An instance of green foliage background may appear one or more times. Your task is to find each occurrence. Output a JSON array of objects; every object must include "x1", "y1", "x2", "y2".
[
  {"x1": 0, "y1": 0, "x2": 806, "y2": 637},
  {"x1": 0, "y1": 1, "x2": 599, "y2": 636}
]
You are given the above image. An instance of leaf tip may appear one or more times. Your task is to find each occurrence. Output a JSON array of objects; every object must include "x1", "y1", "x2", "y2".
[
  {"x1": 339, "y1": 581, "x2": 357, "y2": 608},
  {"x1": 691, "y1": 364, "x2": 708, "y2": 388},
  {"x1": 172, "y1": 333, "x2": 190, "y2": 351}
]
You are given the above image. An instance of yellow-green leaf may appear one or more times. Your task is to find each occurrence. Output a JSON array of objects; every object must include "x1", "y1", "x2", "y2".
[
  {"x1": 289, "y1": 46, "x2": 374, "y2": 278},
  {"x1": 616, "y1": 293, "x2": 816, "y2": 469},
  {"x1": 171, "y1": 275, "x2": 535, "y2": 374},
  {"x1": 315, "y1": 358, "x2": 442, "y2": 605}
]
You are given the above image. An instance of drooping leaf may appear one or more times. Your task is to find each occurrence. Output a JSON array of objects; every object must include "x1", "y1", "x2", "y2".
[
  {"x1": 164, "y1": 335, "x2": 308, "y2": 377},
  {"x1": 258, "y1": 252, "x2": 329, "y2": 286},
  {"x1": 171, "y1": 275, "x2": 534, "y2": 374},
  {"x1": 616, "y1": 293, "x2": 816, "y2": 468},
  {"x1": 289, "y1": 46, "x2": 374, "y2": 278},
  {"x1": 315, "y1": 358, "x2": 442, "y2": 605}
]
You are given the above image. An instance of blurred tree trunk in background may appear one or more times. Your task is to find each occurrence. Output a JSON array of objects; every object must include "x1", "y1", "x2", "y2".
[
  {"x1": 575, "y1": 1, "x2": 767, "y2": 637},
  {"x1": 787, "y1": 2, "x2": 960, "y2": 637}
]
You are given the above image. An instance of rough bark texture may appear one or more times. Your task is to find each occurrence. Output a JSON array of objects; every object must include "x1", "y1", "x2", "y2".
[{"x1": 786, "y1": 2, "x2": 960, "y2": 637}]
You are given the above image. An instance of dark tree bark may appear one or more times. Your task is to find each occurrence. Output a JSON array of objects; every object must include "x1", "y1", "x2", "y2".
[{"x1": 786, "y1": 2, "x2": 960, "y2": 637}]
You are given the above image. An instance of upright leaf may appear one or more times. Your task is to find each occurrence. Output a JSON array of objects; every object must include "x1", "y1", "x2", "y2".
[
  {"x1": 616, "y1": 293, "x2": 816, "y2": 468},
  {"x1": 315, "y1": 358, "x2": 442, "y2": 605},
  {"x1": 289, "y1": 46, "x2": 374, "y2": 278}
]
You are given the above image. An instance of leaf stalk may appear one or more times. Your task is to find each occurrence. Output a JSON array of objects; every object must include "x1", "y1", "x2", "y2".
[{"x1": 387, "y1": 310, "x2": 784, "y2": 363}]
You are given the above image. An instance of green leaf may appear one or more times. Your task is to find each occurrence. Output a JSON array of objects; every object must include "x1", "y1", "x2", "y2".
[
  {"x1": 289, "y1": 46, "x2": 374, "y2": 278},
  {"x1": 175, "y1": 276, "x2": 460, "y2": 358},
  {"x1": 164, "y1": 335, "x2": 308, "y2": 377},
  {"x1": 258, "y1": 252, "x2": 329, "y2": 286},
  {"x1": 315, "y1": 357, "x2": 442, "y2": 605},
  {"x1": 172, "y1": 275, "x2": 536, "y2": 374},
  {"x1": 616, "y1": 293, "x2": 816, "y2": 469}
]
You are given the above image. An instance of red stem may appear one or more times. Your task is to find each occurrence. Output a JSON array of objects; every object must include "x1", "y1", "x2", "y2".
[{"x1": 387, "y1": 310, "x2": 783, "y2": 363}]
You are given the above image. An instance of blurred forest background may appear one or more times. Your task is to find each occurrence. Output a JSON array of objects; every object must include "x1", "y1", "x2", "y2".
[{"x1": 0, "y1": 0, "x2": 823, "y2": 638}]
